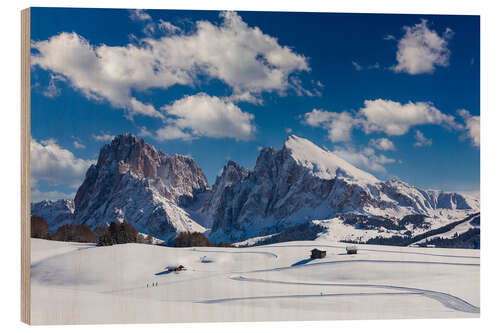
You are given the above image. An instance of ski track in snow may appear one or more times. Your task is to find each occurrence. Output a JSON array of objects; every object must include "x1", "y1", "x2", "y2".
[
  {"x1": 249, "y1": 259, "x2": 479, "y2": 273},
  {"x1": 200, "y1": 292, "x2": 422, "y2": 303},
  {"x1": 201, "y1": 276, "x2": 480, "y2": 314},
  {"x1": 191, "y1": 248, "x2": 279, "y2": 258},
  {"x1": 261, "y1": 244, "x2": 480, "y2": 259}
]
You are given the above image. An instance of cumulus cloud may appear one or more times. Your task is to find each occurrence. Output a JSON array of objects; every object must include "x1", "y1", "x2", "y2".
[
  {"x1": 392, "y1": 19, "x2": 453, "y2": 74},
  {"x1": 92, "y1": 133, "x2": 115, "y2": 142},
  {"x1": 458, "y1": 109, "x2": 480, "y2": 147},
  {"x1": 304, "y1": 99, "x2": 458, "y2": 144},
  {"x1": 158, "y1": 20, "x2": 181, "y2": 34},
  {"x1": 129, "y1": 9, "x2": 152, "y2": 21},
  {"x1": 31, "y1": 12, "x2": 310, "y2": 120},
  {"x1": 142, "y1": 20, "x2": 181, "y2": 37},
  {"x1": 414, "y1": 130, "x2": 432, "y2": 147},
  {"x1": 359, "y1": 99, "x2": 458, "y2": 135},
  {"x1": 31, "y1": 138, "x2": 95, "y2": 188},
  {"x1": 352, "y1": 61, "x2": 362, "y2": 71},
  {"x1": 304, "y1": 109, "x2": 359, "y2": 142},
  {"x1": 73, "y1": 140, "x2": 86, "y2": 149},
  {"x1": 143, "y1": 93, "x2": 256, "y2": 141},
  {"x1": 369, "y1": 137, "x2": 396, "y2": 151},
  {"x1": 140, "y1": 125, "x2": 192, "y2": 141},
  {"x1": 333, "y1": 146, "x2": 396, "y2": 174}
]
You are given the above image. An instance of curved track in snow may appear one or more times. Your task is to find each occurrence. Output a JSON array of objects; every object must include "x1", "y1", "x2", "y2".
[
  {"x1": 191, "y1": 248, "x2": 278, "y2": 259},
  {"x1": 202, "y1": 276, "x2": 479, "y2": 313},
  {"x1": 200, "y1": 291, "x2": 422, "y2": 303},
  {"x1": 249, "y1": 258, "x2": 479, "y2": 273}
]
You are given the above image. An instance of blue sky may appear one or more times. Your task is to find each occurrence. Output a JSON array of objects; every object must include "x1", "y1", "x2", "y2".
[{"x1": 29, "y1": 8, "x2": 480, "y2": 202}]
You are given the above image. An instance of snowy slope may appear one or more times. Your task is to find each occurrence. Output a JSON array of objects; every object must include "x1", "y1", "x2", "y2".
[
  {"x1": 413, "y1": 214, "x2": 480, "y2": 245},
  {"x1": 285, "y1": 135, "x2": 379, "y2": 184},
  {"x1": 30, "y1": 238, "x2": 479, "y2": 324}
]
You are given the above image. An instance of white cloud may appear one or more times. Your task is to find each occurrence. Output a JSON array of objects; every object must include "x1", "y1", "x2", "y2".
[
  {"x1": 42, "y1": 74, "x2": 65, "y2": 98},
  {"x1": 140, "y1": 125, "x2": 192, "y2": 141},
  {"x1": 384, "y1": 34, "x2": 396, "y2": 40},
  {"x1": 285, "y1": 128, "x2": 292, "y2": 133},
  {"x1": 158, "y1": 20, "x2": 181, "y2": 34},
  {"x1": 369, "y1": 137, "x2": 396, "y2": 151},
  {"x1": 129, "y1": 9, "x2": 152, "y2": 21},
  {"x1": 392, "y1": 20, "x2": 453, "y2": 74},
  {"x1": 352, "y1": 61, "x2": 380, "y2": 71},
  {"x1": 458, "y1": 109, "x2": 480, "y2": 147},
  {"x1": 360, "y1": 99, "x2": 458, "y2": 136},
  {"x1": 333, "y1": 146, "x2": 396, "y2": 174},
  {"x1": 289, "y1": 76, "x2": 317, "y2": 97},
  {"x1": 304, "y1": 108, "x2": 359, "y2": 142},
  {"x1": 128, "y1": 98, "x2": 165, "y2": 120},
  {"x1": 32, "y1": 12, "x2": 310, "y2": 120},
  {"x1": 73, "y1": 141, "x2": 86, "y2": 149},
  {"x1": 304, "y1": 99, "x2": 458, "y2": 144},
  {"x1": 142, "y1": 20, "x2": 181, "y2": 37},
  {"x1": 31, "y1": 138, "x2": 95, "y2": 188},
  {"x1": 92, "y1": 133, "x2": 115, "y2": 142},
  {"x1": 144, "y1": 93, "x2": 256, "y2": 141},
  {"x1": 414, "y1": 130, "x2": 432, "y2": 147}
]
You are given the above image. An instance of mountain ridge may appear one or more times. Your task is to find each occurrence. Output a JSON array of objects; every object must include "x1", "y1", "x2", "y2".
[{"x1": 32, "y1": 134, "x2": 479, "y2": 244}]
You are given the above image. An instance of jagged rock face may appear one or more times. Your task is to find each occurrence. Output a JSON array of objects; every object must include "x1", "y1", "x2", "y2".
[
  {"x1": 208, "y1": 136, "x2": 479, "y2": 242},
  {"x1": 31, "y1": 199, "x2": 75, "y2": 233},
  {"x1": 73, "y1": 134, "x2": 209, "y2": 239},
  {"x1": 202, "y1": 160, "x2": 249, "y2": 219}
]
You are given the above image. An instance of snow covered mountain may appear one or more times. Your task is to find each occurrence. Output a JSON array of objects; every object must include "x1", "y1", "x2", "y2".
[
  {"x1": 207, "y1": 135, "x2": 479, "y2": 242},
  {"x1": 31, "y1": 134, "x2": 479, "y2": 245},
  {"x1": 31, "y1": 199, "x2": 75, "y2": 233},
  {"x1": 72, "y1": 134, "x2": 209, "y2": 239}
]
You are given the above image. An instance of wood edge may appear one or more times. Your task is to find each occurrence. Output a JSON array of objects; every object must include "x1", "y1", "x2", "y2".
[{"x1": 21, "y1": 7, "x2": 31, "y2": 325}]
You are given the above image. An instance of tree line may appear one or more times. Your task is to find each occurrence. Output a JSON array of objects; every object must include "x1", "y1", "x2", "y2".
[
  {"x1": 31, "y1": 215, "x2": 153, "y2": 245},
  {"x1": 31, "y1": 216, "x2": 236, "y2": 248},
  {"x1": 172, "y1": 231, "x2": 234, "y2": 248}
]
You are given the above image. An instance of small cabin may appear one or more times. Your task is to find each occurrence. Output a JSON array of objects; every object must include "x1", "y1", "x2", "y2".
[
  {"x1": 346, "y1": 246, "x2": 358, "y2": 255},
  {"x1": 311, "y1": 248, "x2": 326, "y2": 259},
  {"x1": 167, "y1": 265, "x2": 185, "y2": 272}
]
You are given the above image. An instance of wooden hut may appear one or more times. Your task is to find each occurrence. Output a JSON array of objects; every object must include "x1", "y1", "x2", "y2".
[
  {"x1": 346, "y1": 246, "x2": 358, "y2": 254},
  {"x1": 167, "y1": 265, "x2": 185, "y2": 272},
  {"x1": 310, "y1": 248, "x2": 326, "y2": 259}
]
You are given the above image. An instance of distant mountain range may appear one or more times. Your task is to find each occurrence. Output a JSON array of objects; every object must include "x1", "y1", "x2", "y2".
[{"x1": 32, "y1": 134, "x2": 479, "y2": 246}]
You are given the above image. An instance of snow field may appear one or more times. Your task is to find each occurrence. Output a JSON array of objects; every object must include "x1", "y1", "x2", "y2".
[{"x1": 31, "y1": 238, "x2": 479, "y2": 324}]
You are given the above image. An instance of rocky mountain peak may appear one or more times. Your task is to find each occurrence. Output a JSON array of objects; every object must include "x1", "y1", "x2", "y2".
[
  {"x1": 73, "y1": 134, "x2": 209, "y2": 239},
  {"x1": 219, "y1": 160, "x2": 248, "y2": 184}
]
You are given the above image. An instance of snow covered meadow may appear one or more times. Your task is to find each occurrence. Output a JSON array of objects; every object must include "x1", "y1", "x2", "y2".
[{"x1": 31, "y1": 238, "x2": 479, "y2": 324}]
